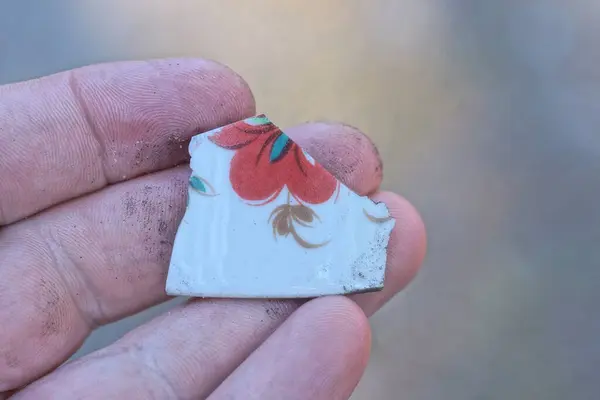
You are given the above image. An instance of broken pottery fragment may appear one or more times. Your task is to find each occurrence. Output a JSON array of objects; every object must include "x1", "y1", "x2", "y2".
[{"x1": 165, "y1": 115, "x2": 395, "y2": 298}]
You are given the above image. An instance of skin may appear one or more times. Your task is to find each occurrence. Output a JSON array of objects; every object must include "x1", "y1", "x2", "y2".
[{"x1": 0, "y1": 58, "x2": 427, "y2": 400}]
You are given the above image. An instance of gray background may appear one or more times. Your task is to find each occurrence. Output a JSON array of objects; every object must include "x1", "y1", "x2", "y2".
[{"x1": 1, "y1": 1, "x2": 599, "y2": 398}]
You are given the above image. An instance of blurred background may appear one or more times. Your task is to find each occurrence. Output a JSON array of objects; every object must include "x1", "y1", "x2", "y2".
[{"x1": 2, "y1": 0, "x2": 599, "y2": 398}]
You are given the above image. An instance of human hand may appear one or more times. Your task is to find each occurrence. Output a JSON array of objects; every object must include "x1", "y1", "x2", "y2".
[{"x1": 0, "y1": 59, "x2": 426, "y2": 399}]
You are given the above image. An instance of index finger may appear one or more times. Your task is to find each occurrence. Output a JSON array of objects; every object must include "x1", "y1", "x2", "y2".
[{"x1": 0, "y1": 58, "x2": 255, "y2": 225}]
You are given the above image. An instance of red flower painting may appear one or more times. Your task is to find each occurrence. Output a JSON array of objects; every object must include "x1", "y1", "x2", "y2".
[
  {"x1": 208, "y1": 115, "x2": 339, "y2": 248},
  {"x1": 188, "y1": 115, "x2": 389, "y2": 248},
  {"x1": 209, "y1": 115, "x2": 338, "y2": 206}
]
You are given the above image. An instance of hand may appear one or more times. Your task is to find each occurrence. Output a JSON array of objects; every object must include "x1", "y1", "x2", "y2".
[{"x1": 0, "y1": 59, "x2": 426, "y2": 399}]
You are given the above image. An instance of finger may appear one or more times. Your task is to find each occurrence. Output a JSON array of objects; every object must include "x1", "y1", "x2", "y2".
[
  {"x1": 5, "y1": 192, "x2": 424, "y2": 398},
  {"x1": 7, "y1": 192, "x2": 423, "y2": 399},
  {"x1": 13, "y1": 298, "x2": 370, "y2": 400},
  {"x1": 0, "y1": 167, "x2": 188, "y2": 391},
  {"x1": 208, "y1": 297, "x2": 370, "y2": 400},
  {"x1": 0, "y1": 58, "x2": 255, "y2": 225},
  {"x1": 12, "y1": 299, "x2": 301, "y2": 399},
  {"x1": 0, "y1": 121, "x2": 386, "y2": 391}
]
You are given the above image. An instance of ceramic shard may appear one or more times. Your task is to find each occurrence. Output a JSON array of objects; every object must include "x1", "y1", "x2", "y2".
[{"x1": 165, "y1": 114, "x2": 395, "y2": 298}]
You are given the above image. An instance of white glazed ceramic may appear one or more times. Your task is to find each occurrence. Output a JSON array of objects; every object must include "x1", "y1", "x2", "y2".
[{"x1": 165, "y1": 115, "x2": 395, "y2": 298}]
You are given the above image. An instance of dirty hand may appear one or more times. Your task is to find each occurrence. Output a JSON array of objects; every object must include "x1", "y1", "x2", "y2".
[{"x1": 0, "y1": 59, "x2": 426, "y2": 399}]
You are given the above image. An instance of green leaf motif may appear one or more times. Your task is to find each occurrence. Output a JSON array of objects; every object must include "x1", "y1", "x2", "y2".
[
  {"x1": 188, "y1": 175, "x2": 218, "y2": 197},
  {"x1": 245, "y1": 115, "x2": 271, "y2": 126},
  {"x1": 269, "y1": 133, "x2": 292, "y2": 163},
  {"x1": 189, "y1": 176, "x2": 207, "y2": 193}
]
